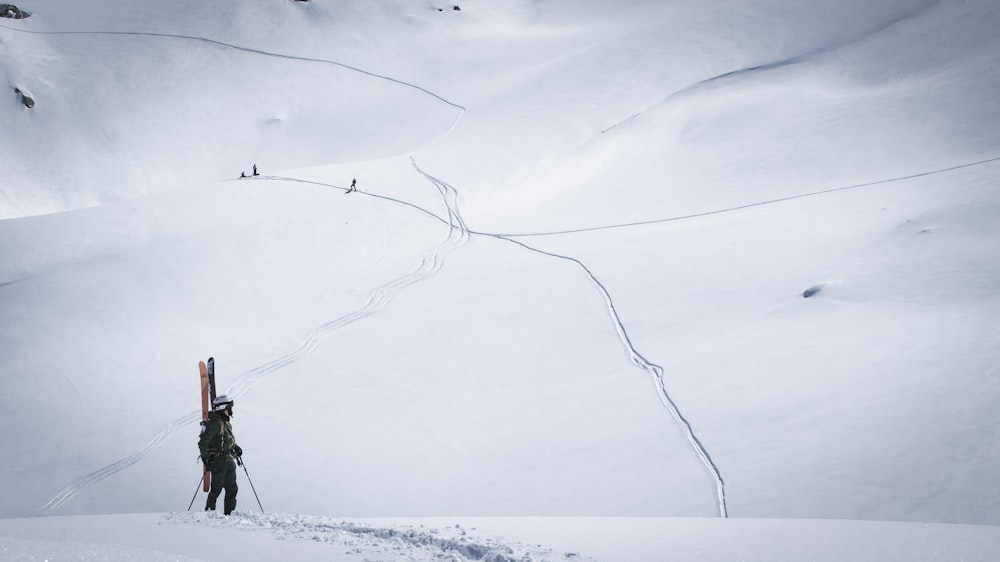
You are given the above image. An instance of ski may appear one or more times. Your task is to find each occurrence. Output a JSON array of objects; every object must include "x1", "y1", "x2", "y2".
[
  {"x1": 207, "y1": 357, "x2": 217, "y2": 403},
  {"x1": 198, "y1": 360, "x2": 211, "y2": 492}
]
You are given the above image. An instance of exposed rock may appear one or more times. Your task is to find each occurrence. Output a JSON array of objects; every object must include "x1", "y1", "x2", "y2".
[
  {"x1": 802, "y1": 283, "x2": 827, "y2": 298},
  {"x1": 14, "y1": 87, "x2": 34, "y2": 108},
  {"x1": 1, "y1": 4, "x2": 30, "y2": 19}
]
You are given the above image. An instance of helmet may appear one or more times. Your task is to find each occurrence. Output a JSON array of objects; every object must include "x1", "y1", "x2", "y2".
[{"x1": 213, "y1": 395, "x2": 234, "y2": 411}]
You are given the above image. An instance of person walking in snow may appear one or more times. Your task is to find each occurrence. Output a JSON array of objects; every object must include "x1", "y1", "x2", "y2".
[
  {"x1": 252, "y1": 164, "x2": 259, "y2": 176},
  {"x1": 199, "y1": 395, "x2": 242, "y2": 515},
  {"x1": 347, "y1": 178, "x2": 357, "y2": 193}
]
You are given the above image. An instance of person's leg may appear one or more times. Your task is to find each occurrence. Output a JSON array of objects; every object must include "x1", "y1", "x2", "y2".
[
  {"x1": 205, "y1": 463, "x2": 225, "y2": 510},
  {"x1": 223, "y1": 461, "x2": 239, "y2": 515}
]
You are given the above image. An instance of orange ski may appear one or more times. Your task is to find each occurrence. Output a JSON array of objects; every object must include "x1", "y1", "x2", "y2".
[{"x1": 199, "y1": 360, "x2": 211, "y2": 492}]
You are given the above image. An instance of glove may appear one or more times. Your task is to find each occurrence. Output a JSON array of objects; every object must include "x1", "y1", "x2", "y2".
[{"x1": 233, "y1": 445, "x2": 243, "y2": 458}]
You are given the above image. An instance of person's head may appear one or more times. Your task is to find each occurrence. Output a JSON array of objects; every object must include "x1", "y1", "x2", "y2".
[{"x1": 213, "y1": 395, "x2": 234, "y2": 417}]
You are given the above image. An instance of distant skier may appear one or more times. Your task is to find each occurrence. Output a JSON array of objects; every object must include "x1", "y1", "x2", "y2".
[
  {"x1": 347, "y1": 178, "x2": 357, "y2": 193},
  {"x1": 199, "y1": 395, "x2": 243, "y2": 515},
  {"x1": 252, "y1": 164, "x2": 259, "y2": 176},
  {"x1": 240, "y1": 172, "x2": 247, "y2": 179}
]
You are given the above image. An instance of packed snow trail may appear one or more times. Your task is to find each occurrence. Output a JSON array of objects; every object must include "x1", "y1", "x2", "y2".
[
  {"x1": 162, "y1": 512, "x2": 567, "y2": 562},
  {"x1": 248, "y1": 175, "x2": 450, "y2": 224}
]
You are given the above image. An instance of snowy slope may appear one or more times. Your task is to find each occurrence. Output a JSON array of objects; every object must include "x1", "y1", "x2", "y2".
[{"x1": 2, "y1": 0, "x2": 1000, "y2": 558}]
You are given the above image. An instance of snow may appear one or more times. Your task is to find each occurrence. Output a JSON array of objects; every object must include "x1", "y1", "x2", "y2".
[
  {"x1": 1, "y1": 513, "x2": 999, "y2": 562},
  {"x1": 2, "y1": 0, "x2": 1000, "y2": 559}
]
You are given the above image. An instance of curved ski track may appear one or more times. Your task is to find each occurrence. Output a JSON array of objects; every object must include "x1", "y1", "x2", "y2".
[
  {"x1": 225, "y1": 163, "x2": 472, "y2": 404},
  {"x1": 35, "y1": 409, "x2": 203, "y2": 516},
  {"x1": 0, "y1": 23, "x2": 465, "y2": 121}
]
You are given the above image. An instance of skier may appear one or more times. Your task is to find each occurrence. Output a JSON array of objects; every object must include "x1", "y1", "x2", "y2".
[
  {"x1": 253, "y1": 164, "x2": 259, "y2": 176},
  {"x1": 240, "y1": 172, "x2": 247, "y2": 178},
  {"x1": 347, "y1": 178, "x2": 357, "y2": 193},
  {"x1": 199, "y1": 395, "x2": 243, "y2": 515}
]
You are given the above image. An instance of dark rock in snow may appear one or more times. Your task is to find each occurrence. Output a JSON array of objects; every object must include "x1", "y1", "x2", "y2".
[
  {"x1": 14, "y1": 87, "x2": 34, "y2": 108},
  {"x1": 1, "y1": 4, "x2": 30, "y2": 19},
  {"x1": 802, "y1": 285, "x2": 823, "y2": 298}
]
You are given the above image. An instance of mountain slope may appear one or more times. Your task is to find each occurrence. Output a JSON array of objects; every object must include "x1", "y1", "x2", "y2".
[{"x1": 1, "y1": 0, "x2": 999, "y2": 531}]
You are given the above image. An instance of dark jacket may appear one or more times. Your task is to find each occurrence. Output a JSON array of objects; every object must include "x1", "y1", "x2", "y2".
[{"x1": 199, "y1": 410, "x2": 239, "y2": 464}]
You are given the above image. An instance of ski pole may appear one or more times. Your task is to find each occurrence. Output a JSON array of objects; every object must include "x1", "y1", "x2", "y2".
[
  {"x1": 187, "y1": 474, "x2": 204, "y2": 511},
  {"x1": 237, "y1": 456, "x2": 264, "y2": 513}
]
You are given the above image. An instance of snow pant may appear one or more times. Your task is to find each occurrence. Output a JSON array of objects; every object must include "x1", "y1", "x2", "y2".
[{"x1": 205, "y1": 459, "x2": 238, "y2": 515}]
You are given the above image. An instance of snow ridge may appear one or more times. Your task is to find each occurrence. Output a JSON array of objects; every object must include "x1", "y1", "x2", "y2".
[{"x1": 601, "y1": 0, "x2": 942, "y2": 134}]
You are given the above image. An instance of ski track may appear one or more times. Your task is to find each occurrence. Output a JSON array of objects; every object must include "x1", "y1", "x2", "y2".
[
  {"x1": 35, "y1": 410, "x2": 202, "y2": 516},
  {"x1": 491, "y1": 235, "x2": 729, "y2": 518},
  {"x1": 486, "y1": 155, "x2": 1000, "y2": 238},
  {"x1": 227, "y1": 162, "x2": 472, "y2": 402},
  {"x1": 0, "y1": 24, "x2": 466, "y2": 119}
]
